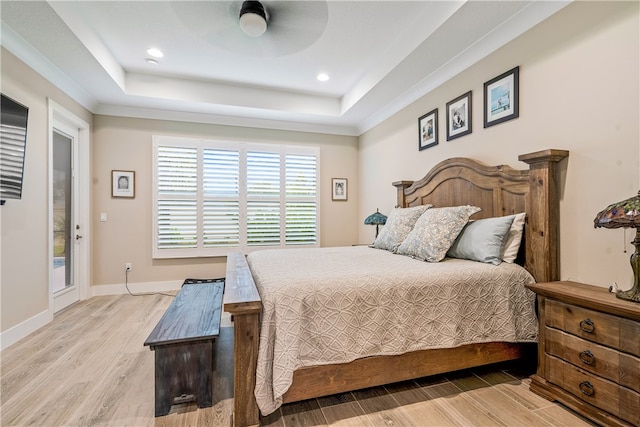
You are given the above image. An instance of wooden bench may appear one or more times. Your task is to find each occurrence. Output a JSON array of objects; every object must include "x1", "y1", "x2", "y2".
[{"x1": 144, "y1": 279, "x2": 224, "y2": 417}]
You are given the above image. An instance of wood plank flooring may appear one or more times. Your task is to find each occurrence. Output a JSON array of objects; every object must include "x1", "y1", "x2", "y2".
[{"x1": 1, "y1": 293, "x2": 595, "y2": 426}]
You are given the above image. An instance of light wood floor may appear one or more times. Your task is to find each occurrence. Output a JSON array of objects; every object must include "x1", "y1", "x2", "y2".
[{"x1": 1, "y1": 293, "x2": 595, "y2": 427}]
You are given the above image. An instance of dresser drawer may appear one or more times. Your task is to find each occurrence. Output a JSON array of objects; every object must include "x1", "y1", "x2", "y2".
[
  {"x1": 545, "y1": 355, "x2": 640, "y2": 426},
  {"x1": 545, "y1": 299, "x2": 640, "y2": 357},
  {"x1": 545, "y1": 327, "x2": 640, "y2": 393}
]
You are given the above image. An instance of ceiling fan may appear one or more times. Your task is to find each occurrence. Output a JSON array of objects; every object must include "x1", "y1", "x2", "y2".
[{"x1": 169, "y1": 0, "x2": 329, "y2": 57}]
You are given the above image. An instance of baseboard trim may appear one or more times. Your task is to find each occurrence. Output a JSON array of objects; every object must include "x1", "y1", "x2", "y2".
[
  {"x1": 1, "y1": 281, "x2": 183, "y2": 351},
  {"x1": 0, "y1": 309, "x2": 52, "y2": 351},
  {"x1": 90, "y1": 280, "x2": 182, "y2": 297}
]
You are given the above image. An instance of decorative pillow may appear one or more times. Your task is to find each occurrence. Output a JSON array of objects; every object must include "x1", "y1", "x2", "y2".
[
  {"x1": 397, "y1": 205, "x2": 481, "y2": 262},
  {"x1": 372, "y1": 205, "x2": 432, "y2": 252},
  {"x1": 501, "y1": 212, "x2": 526, "y2": 263},
  {"x1": 447, "y1": 215, "x2": 515, "y2": 265}
]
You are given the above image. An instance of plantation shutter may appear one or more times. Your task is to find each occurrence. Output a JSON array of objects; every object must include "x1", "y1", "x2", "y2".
[
  {"x1": 247, "y1": 151, "x2": 280, "y2": 246},
  {"x1": 285, "y1": 154, "x2": 317, "y2": 245},
  {"x1": 153, "y1": 136, "x2": 319, "y2": 258},
  {"x1": 156, "y1": 146, "x2": 198, "y2": 253},
  {"x1": 203, "y1": 148, "x2": 240, "y2": 248}
]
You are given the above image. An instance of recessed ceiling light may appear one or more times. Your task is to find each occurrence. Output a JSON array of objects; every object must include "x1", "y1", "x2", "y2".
[
  {"x1": 317, "y1": 73, "x2": 330, "y2": 82},
  {"x1": 146, "y1": 58, "x2": 159, "y2": 65},
  {"x1": 146, "y1": 48, "x2": 164, "y2": 58}
]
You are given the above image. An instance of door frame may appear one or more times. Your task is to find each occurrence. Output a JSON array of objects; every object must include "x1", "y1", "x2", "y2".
[{"x1": 48, "y1": 100, "x2": 90, "y2": 314}]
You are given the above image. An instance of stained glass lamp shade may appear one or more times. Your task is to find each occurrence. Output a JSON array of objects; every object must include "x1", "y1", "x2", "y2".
[
  {"x1": 364, "y1": 209, "x2": 387, "y2": 238},
  {"x1": 594, "y1": 190, "x2": 640, "y2": 302}
]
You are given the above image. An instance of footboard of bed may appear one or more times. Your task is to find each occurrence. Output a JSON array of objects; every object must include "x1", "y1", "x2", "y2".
[
  {"x1": 224, "y1": 251, "x2": 262, "y2": 427},
  {"x1": 282, "y1": 341, "x2": 533, "y2": 403}
]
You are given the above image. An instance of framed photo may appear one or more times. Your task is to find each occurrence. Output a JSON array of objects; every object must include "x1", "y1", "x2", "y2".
[
  {"x1": 418, "y1": 108, "x2": 438, "y2": 151},
  {"x1": 484, "y1": 66, "x2": 519, "y2": 128},
  {"x1": 112, "y1": 170, "x2": 135, "y2": 198},
  {"x1": 446, "y1": 91, "x2": 472, "y2": 141},
  {"x1": 331, "y1": 178, "x2": 347, "y2": 201}
]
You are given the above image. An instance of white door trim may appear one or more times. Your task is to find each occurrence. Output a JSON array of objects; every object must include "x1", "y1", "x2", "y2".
[{"x1": 48, "y1": 100, "x2": 90, "y2": 315}]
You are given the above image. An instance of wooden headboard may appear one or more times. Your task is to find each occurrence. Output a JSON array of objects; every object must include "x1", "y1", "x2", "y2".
[{"x1": 393, "y1": 149, "x2": 568, "y2": 283}]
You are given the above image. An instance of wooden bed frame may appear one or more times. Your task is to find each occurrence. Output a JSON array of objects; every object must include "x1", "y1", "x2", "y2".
[{"x1": 223, "y1": 148, "x2": 569, "y2": 426}]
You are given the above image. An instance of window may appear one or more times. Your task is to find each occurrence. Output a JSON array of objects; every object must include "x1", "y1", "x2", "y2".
[{"x1": 152, "y1": 136, "x2": 319, "y2": 258}]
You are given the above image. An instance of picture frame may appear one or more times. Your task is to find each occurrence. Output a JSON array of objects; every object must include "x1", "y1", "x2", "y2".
[
  {"x1": 484, "y1": 66, "x2": 519, "y2": 128},
  {"x1": 112, "y1": 170, "x2": 135, "y2": 198},
  {"x1": 331, "y1": 178, "x2": 347, "y2": 201},
  {"x1": 418, "y1": 108, "x2": 438, "y2": 151},
  {"x1": 446, "y1": 91, "x2": 472, "y2": 141}
]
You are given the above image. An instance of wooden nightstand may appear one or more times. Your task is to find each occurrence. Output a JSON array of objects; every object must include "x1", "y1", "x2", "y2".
[{"x1": 526, "y1": 281, "x2": 640, "y2": 426}]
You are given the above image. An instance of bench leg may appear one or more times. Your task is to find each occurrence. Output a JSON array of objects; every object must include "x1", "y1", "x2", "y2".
[
  {"x1": 154, "y1": 350, "x2": 174, "y2": 417},
  {"x1": 196, "y1": 341, "x2": 213, "y2": 409},
  {"x1": 154, "y1": 391, "x2": 172, "y2": 417}
]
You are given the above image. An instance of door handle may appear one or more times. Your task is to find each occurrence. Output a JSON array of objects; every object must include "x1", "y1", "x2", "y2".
[{"x1": 76, "y1": 234, "x2": 83, "y2": 240}]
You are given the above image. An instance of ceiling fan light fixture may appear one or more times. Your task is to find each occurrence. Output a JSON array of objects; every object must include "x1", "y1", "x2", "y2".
[{"x1": 239, "y1": 0, "x2": 268, "y2": 37}]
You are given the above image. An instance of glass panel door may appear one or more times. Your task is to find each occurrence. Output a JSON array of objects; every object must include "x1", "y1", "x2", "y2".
[
  {"x1": 53, "y1": 130, "x2": 73, "y2": 293},
  {"x1": 50, "y1": 103, "x2": 87, "y2": 314}
]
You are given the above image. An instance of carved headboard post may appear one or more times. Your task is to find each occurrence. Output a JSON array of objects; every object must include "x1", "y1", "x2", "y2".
[
  {"x1": 518, "y1": 149, "x2": 569, "y2": 283},
  {"x1": 393, "y1": 180, "x2": 414, "y2": 208}
]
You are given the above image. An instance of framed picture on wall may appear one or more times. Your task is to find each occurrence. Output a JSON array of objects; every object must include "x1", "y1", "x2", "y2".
[
  {"x1": 418, "y1": 108, "x2": 438, "y2": 151},
  {"x1": 446, "y1": 91, "x2": 472, "y2": 141},
  {"x1": 331, "y1": 178, "x2": 347, "y2": 201},
  {"x1": 112, "y1": 170, "x2": 135, "y2": 198},
  {"x1": 484, "y1": 66, "x2": 519, "y2": 128}
]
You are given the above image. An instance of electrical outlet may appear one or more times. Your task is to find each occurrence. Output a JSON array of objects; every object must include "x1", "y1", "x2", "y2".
[{"x1": 125, "y1": 263, "x2": 132, "y2": 271}]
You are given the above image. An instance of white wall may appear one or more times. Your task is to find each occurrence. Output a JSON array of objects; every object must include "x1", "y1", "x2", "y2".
[
  {"x1": 358, "y1": 1, "x2": 640, "y2": 289},
  {"x1": 1, "y1": 48, "x2": 93, "y2": 336}
]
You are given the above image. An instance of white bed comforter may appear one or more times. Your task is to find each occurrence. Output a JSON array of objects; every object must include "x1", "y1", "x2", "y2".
[{"x1": 247, "y1": 246, "x2": 537, "y2": 415}]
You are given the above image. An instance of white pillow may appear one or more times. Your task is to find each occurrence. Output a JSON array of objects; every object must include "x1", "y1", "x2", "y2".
[{"x1": 501, "y1": 213, "x2": 526, "y2": 263}]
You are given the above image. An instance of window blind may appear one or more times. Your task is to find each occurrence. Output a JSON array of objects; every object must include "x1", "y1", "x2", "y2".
[
  {"x1": 0, "y1": 125, "x2": 27, "y2": 200},
  {"x1": 285, "y1": 154, "x2": 317, "y2": 245},
  {"x1": 152, "y1": 136, "x2": 319, "y2": 258},
  {"x1": 203, "y1": 148, "x2": 240, "y2": 248},
  {"x1": 0, "y1": 94, "x2": 29, "y2": 200}
]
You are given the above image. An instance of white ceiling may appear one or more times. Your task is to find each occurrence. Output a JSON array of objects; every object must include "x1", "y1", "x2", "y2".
[{"x1": 1, "y1": 1, "x2": 570, "y2": 136}]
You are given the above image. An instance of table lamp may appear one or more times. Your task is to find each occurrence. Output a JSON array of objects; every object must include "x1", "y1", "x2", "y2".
[
  {"x1": 594, "y1": 190, "x2": 640, "y2": 302},
  {"x1": 364, "y1": 209, "x2": 387, "y2": 238}
]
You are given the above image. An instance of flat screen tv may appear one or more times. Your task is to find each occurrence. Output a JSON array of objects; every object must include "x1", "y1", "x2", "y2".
[{"x1": 1, "y1": 93, "x2": 29, "y2": 202}]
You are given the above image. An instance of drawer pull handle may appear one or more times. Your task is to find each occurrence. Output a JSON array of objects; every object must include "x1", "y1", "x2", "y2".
[
  {"x1": 579, "y1": 318, "x2": 595, "y2": 333},
  {"x1": 579, "y1": 350, "x2": 595, "y2": 365},
  {"x1": 579, "y1": 381, "x2": 595, "y2": 397}
]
